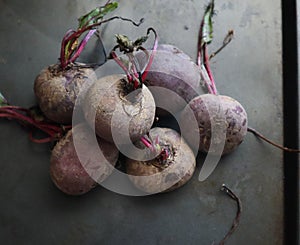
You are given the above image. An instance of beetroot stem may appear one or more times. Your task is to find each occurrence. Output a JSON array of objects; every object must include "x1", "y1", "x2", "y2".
[
  {"x1": 0, "y1": 107, "x2": 61, "y2": 132},
  {"x1": 200, "y1": 63, "x2": 214, "y2": 94},
  {"x1": 60, "y1": 30, "x2": 76, "y2": 69},
  {"x1": 218, "y1": 184, "x2": 242, "y2": 245},
  {"x1": 197, "y1": 15, "x2": 205, "y2": 67},
  {"x1": 203, "y1": 44, "x2": 217, "y2": 94},
  {"x1": 0, "y1": 107, "x2": 64, "y2": 133},
  {"x1": 210, "y1": 30, "x2": 234, "y2": 60},
  {"x1": 60, "y1": 15, "x2": 143, "y2": 69},
  {"x1": 0, "y1": 107, "x2": 69, "y2": 143},
  {"x1": 110, "y1": 51, "x2": 134, "y2": 82},
  {"x1": 141, "y1": 28, "x2": 158, "y2": 82},
  {"x1": 140, "y1": 136, "x2": 154, "y2": 151},
  {"x1": 127, "y1": 53, "x2": 140, "y2": 86},
  {"x1": 140, "y1": 135, "x2": 170, "y2": 162},
  {"x1": 29, "y1": 132, "x2": 55, "y2": 144},
  {"x1": 110, "y1": 27, "x2": 157, "y2": 89},
  {"x1": 69, "y1": 29, "x2": 97, "y2": 64},
  {"x1": 197, "y1": 0, "x2": 218, "y2": 95},
  {"x1": 247, "y1": 127, "x2": 300, "y2": 153},
  {"x1": 0, "y1": 112, "x2": 56, "y2": 136}
]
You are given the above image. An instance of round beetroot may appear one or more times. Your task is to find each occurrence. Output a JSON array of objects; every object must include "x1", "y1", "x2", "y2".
[
  {"x1": 50, "y1": 123, "x2": 119, "y2": 195},
  {"x1": 83, "y1": 74, "x2": 156, "y2": 144},
  {"x1": 141, "y1": 44, "x2": 203, "y2": 115},
  {"x1": 126, "y1": 127, "x2": 196, "y2": 194},
  {"x1": 181, "y1": 94, "x2": 248, "y2": 155},
  {"x1": 34, "y1": 63, "x2": 97, "y2": 124}
]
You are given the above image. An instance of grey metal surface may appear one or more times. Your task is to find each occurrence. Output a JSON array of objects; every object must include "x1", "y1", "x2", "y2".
[{"x1": 0, "y1": 0, "x2": 283, "y2": 244}]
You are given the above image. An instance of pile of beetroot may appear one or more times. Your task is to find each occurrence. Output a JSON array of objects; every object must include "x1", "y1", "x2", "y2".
[
  {"x1": 1, "y1": 0, "x2": 299, "y2": 194},
  {"x1": 1, "y1": 1, "x2": 299, "y2": 242}
]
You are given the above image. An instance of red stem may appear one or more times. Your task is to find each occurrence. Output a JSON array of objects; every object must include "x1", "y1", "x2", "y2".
[
  {"x1": 69, "y1": 29, "x2": 97, "y2": 64},
  {"x1": 200, "y1": 66, "x2": 214, "y2": 94},
  {"x1": 197, "y1": 9, "x2": 218, "y2": 95},
  {"x1": 141, "y1": 28, "x2": 158, "y2": 82},
  {"x1": 29, "y1": 131, "x2": 55, "y2": 143},
  {"x1": 248, "y1": 127, "x2": 300, "y2": 153},
  {"x1": 0, "y1": 107, "x2": 63, "y2": 133},
  {"x1": 0, "y1": 107, "x2": 69, "y2": 143},
  {"x1": 0, "y1": 112, "x2": 57, "y2": 136},
  {"x1": 110, "y1": 28, "x2": 157, "y2": 90},
  {"x1": 140, "y1": 136, "x2": 153, "y2": 150},
  {"x1": 60, "y1": 30, "x2": 76, "y2": 68},
  {"x1": 128, "y1": 54, "x2": 140, "y2": 80},
  {"x1": 60, "y1": 16, "x2": 143, "y2": 69},
  {"x1": 110, "y1": 51, "x2": 134, "y2": 82},
  {"x1": 203, "y1": 44, "x2": 217, "y2": 95},
  {"x1": 1, "y1": 105, "x2": 29, "y2": 112}
]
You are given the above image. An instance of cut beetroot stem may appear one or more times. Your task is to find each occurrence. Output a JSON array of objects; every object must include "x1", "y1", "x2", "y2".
[
  {"x1": 140, "y1": 136, "x2": 154, "y2": 151},
  {"x1": 218, "y1": 184, "x2": 242, "y2": 245},
  {"x1": 140, "y1": 135, "x2": 170, "y2": 162}
]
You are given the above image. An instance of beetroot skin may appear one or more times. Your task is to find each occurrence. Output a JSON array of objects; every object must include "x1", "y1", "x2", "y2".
[
  {"x1": 34, "y1": 63, "x2": 97, "y2": 124},
  {"x1": 181, "y1": 94, "x2": 248, "y2": 155},
  {"x1": 50, "y1": 123, "x2": 119, "y2": 195}
]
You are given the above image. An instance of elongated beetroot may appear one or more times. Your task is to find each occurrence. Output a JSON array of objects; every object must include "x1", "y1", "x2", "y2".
[{"x1": 50, "y1": 123, "x2": 119, "y2": 195}]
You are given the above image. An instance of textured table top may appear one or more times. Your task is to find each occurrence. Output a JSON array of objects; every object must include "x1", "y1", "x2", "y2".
[{"x1": 0, "y1": 0, "x2": 285, "y2": 244}]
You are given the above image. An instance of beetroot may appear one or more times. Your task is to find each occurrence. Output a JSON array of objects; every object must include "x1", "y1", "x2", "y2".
[
  {"x1": 50, "y1": 123, "x2": 119, "y2": 195},
  {"x1": 83, "y1": 29, "x2": 158, "y2": 144},
  {"x1": 177, "y1": 1, "x2": 248, "y2": 156},
  {"x1": 34, "y1": 2, "x2": 143, "y2": 124},
  {"x1": 181, "y1": 94, "x2": 248, "y2": 155},
  {"x1": 34, "y1": 64, "x2": 96, "y2": 124},
  {"x1": 83, "y1": 74, "x2": 156, "y2": 143},
  {"x1": 140, "y1": 44, "x2": 202, "y2": 115},
  {"x1": 126, "y1": 127, "x2": 196, "y2": 194},
  {"x1": 181, "y1": 0, "x2": 300, "y2": 158}
]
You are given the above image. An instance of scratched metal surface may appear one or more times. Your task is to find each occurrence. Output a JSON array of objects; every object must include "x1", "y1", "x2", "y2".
[{"x1": 0, "y1": 0, "x2": 283, "y2": 244}]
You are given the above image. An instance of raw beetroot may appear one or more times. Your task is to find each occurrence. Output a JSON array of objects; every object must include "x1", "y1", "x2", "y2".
[
  {"x1": 126, "y1": 127, "x2": 196, "y2": 194},
  {"x1": 34, "y1": 2, "x2": 142, "y2": 124},
  {"x1": 141, "y1": 44, "x2": 203, "y2": 115},
  {"x1": 83, "y1": 74, "x2": 156, "y2": 143},
  {"x1": 34, "y1": 64, "x2": 97, "y2": 124},
  {"x1": 178, "y1": 1, "x2": 248, "y2": 156},
  {"x1": 181, "y1": 94, "x2": 248, "y2": 155},
  {"x1": 50, "y1": 123, "x2": 119, "y2": 195}
]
